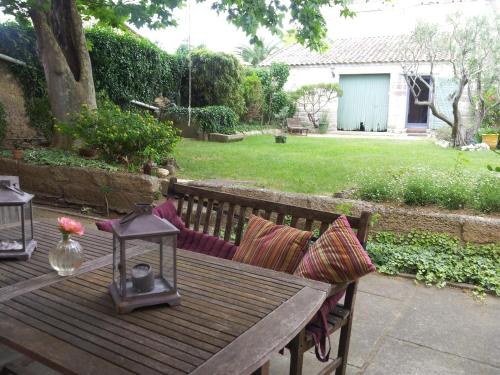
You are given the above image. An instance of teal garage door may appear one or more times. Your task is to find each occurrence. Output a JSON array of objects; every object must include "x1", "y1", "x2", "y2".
[{"x1": 337, "y1": 74, "x2": 390, "y2": 131}]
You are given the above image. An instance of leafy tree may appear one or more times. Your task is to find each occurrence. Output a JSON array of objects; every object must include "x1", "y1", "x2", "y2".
[
  {"x1": 236, "y1": 41, "x2": 280, "y2": 66},
  {"x1": 179, "y1": 48, "x2": 245, "y2": 116},
  {"x1": 291, "y1": 83, "x2": 342, "y2": 127},
  {"x1": 255, "y1": 63, "x2": 292, "y2": 123},
  {"x1": 401, "y1": 14, "x2": 500, "y2": 147},
  {"x1": 0, "y1": 0, "x2": 354, "y2": 148}
]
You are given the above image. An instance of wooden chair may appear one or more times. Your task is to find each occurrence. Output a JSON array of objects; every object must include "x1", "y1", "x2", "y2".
[{"x1": 167, "y1": 178, "x2": 371, "y2": 375}]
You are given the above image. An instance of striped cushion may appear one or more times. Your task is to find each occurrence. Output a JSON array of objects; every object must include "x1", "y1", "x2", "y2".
[
  {"x1": 233, "y1": 215, "x2": 313, "y2": 273},
  {"x1": 294, "y1": 215, "x2": 375, "y2": 283}
]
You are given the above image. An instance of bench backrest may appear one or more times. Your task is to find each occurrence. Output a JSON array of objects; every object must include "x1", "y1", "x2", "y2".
[
  {"x1": 167, "y1": 179, "x2": 371, "y2": 248},
  {"x1": 287, "y1": 118, "x2": 301, "y2": 127}
]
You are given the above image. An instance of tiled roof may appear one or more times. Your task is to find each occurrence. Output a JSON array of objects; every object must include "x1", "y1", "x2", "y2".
[{"x1": 260, "y1": 35, "x2": 447, "y2": 66}]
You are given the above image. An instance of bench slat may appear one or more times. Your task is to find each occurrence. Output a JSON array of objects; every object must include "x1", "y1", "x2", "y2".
[
  {"x1": 224, "y1": 204, "x2": 236, "y2": 242},
  {"x1": 194, "y1": 198, "x2": 204, "y2": 232},
  {"x1": 203, "y1": 199, "x2": 214, "y2": 234},
  {"x1": 213, "y1": 202, "x2": 224, "y2": 237},
  {"x1": 185, "y1": 195, "x2": 195, "y2": 229},
  {"x1": 235, "y1": 206, "x2": 247, "y2": 246}
]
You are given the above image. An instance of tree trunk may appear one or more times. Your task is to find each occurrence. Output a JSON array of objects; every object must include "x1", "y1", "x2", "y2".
[
  {"x1": 450, "y1": 76, "x2": 468, "y2": 147},
  {"x1": 30, "y1": 0, "x2": 96, "y2": 149}
]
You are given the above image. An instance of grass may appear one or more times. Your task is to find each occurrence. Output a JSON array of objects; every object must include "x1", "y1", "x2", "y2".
[{"x1": 173, "y1": 135, "x2": 500, "y2": 195}]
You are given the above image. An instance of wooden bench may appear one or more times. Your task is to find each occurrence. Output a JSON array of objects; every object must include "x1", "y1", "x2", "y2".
[
  {"x1": 287, "y1": 118, "x2": 309, "y2": 136},
  {"x1": 167, "y1": 179, "x2": 371, "y2": 375}
]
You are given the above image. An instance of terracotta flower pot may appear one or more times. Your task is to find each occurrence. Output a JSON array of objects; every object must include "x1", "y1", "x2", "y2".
[
  {"x1": 482, "y1": 134, "x2": 499, "y2": 150},
  {"x1": 12, "y1": 149, "x2": 23, "y2": 160}
]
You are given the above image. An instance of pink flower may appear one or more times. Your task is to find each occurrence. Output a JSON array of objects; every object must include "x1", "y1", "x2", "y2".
[{"x1": 58, "y1": 217, "x2": 85, "y2": 236}]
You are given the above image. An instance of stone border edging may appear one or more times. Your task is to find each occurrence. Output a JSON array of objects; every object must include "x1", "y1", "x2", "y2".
[
  {"x1": 161, "y1": 179, "x2": 500, "y2": 244},
  {"x1": 0, "y1": 158, "x2": 163, "y2": 213}
]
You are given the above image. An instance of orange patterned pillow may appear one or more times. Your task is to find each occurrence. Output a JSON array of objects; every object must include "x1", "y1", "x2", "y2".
[
  {"x1": 294, "y1": 215, "x2": 375, "y2": 283},
  {"x1": 233, "y1": 215, "x2": 313, "y2": 273}
]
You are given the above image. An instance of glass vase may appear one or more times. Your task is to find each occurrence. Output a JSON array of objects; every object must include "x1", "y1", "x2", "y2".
[{"x1": 49, "y1": 235, "x2": 84, "y2": 276}]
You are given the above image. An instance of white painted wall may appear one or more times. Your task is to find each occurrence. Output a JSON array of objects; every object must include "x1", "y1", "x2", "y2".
[{"x1": 288, "y1": 62, "x2": 473, "y2": 132}]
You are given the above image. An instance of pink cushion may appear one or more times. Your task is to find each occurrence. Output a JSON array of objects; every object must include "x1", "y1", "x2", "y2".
[
  {"x1": 178, "y1": 229, "x2": 238, "y2": 260},
  {"x1": 95, "y1": 200, "x2": 185, "y2": 232}
]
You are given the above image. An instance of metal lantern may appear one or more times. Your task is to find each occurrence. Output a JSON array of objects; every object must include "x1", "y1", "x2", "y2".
[
  {"x1": 0, "y1": 176, "x2": 36, "y2": 261},
  {"x1": 109, "y1": 203, "x2": 180, "y2": 314}
]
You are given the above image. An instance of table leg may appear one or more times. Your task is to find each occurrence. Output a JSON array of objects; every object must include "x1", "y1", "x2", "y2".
[{"x1": 252, "y1": 361, "x2": 270, "y2": 375}]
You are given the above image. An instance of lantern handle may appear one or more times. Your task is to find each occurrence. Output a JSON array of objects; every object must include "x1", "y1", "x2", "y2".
[
  {"x1": 119, "y1": 203, "x2": 154, "y2": 224},
  {"x1": 0, "y1": 183, "x2": 25, "y2": 195}
]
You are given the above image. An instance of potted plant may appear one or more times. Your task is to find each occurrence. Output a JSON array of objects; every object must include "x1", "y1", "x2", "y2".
[
  {"x1": 318, "y1": 112, "x2": 329, "y2": 134},
  {"x1": 481, "y1": 127, "x2": 499, "y2": 150},
  {"x1": 274, "y1": 107, "x2": 289, "y2": 144},
  {"x1": 12, "y1": 140, "x2": 23, "y2": 160}
]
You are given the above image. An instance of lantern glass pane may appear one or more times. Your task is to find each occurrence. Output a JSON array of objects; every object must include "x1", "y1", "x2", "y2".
[
  {"x1": 113, "y1": 236, "x2": 119, "y2": 287},
  {"x1": 0, "y1": 205, "x2": 23, "y2": 251},
  {"x1": 23, "y1": 203, "x2": 33, "y2": 240},
  {"x1": 161, "y1": 235, "x2": 175, "y2": 290}
]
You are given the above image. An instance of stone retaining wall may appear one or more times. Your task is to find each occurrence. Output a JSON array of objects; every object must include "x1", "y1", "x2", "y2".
[
  {"x1": 0, "y1": 158, "x2": 161, "y2": 213},
  {"x1": 164, "y1": 180, "x2": 500, "y2": 244}
]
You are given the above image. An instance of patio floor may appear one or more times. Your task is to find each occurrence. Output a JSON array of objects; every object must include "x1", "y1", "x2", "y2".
[
  {"x1": 1, "y1": 272, "x2": 498, "y2": 374},
  {"x1": 271, "y1": 273, "x2": 500, "y2": 375}
]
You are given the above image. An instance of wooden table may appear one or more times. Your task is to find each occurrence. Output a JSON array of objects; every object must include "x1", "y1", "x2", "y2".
[{"x1": 0, "y1": 220, "x2": 332, "y2": 375}]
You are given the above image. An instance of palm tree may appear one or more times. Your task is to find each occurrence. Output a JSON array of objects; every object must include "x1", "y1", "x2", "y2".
[{"x1": 236, "y1": 41, "x2": 280, "y2": 66}]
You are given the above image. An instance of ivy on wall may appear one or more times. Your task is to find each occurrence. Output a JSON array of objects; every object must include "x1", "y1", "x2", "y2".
[
  {"x1": 87, "y1": 27, "x2": 182, "y2": 106},
  {"x1": 0, "y1": 102, "x2": 7, "y2": 142},
  {"x1": 0, "y1": 22, "x2": 53, "y2": 141}
]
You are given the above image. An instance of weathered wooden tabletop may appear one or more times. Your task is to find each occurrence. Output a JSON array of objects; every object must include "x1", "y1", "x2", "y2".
[{"x1": 0, "y1": 220, "x2": 332, "y2": 375}]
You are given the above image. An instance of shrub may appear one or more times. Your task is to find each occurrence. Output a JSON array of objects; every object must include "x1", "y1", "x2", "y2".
[
  {"x1": 358, "y1": 176, "x2": 395, "y2": 202},
  {"x1": 473, "y1": 176, "x2": 500, "y2": 213},
  {"x1": 367, "y1": 231, "x2": 500, "y2": 296},
  {"x1": 402, "y1": 174, "x2": 438, "y2": 206},
  {"x1": 255, "y1": 63, "x2": 291, "y2": 123},
  {"x1": 56, "y1": 100, "x2": 180, "y2": 164},
  {"x1": 436, "y1": 174, "x2": 470, "y2": 210},
  {"x1": 179, "y1": 48, "x2": 245, "y2": 116},
  {"x1": 164, "y1": 106, "x2": 238, "y2": 135},
  {"x1": 0, "y1": 102, "x2": 7, "y2": 142},
  {"x1": 197, "y1": 106, "x2": 238, "y2": 134},
  {"x1": 242, "y1": 72, "x2": 264, "y2": 122}
]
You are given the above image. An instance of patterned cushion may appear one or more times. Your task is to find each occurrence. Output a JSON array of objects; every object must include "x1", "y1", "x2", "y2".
[
  {"x1": 294, "y1": 215, "x2": 375, "y2": 283},
  {"x1": 233, "y1": 215, "x2": 313, "y2": 273}
]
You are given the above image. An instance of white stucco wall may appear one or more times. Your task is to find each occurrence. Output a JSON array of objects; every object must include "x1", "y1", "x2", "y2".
[{"x1": 287, "y1": 62, "x2": 473, "y2": 133}]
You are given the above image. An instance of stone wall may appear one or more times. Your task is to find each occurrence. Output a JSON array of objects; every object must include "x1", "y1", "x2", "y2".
[
  {"x1": 164, "y1": 180, "x2": 500, "y2": 244},
  {"x1": 0, "y1": 158, "x2": 161, "y2": 213},
  {"x1": 0, "y1": 61, "x2": 37, "y2": 146}
]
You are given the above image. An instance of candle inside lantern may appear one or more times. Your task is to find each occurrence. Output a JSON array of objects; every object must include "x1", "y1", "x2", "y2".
[{"x1": 131, "y1": 263, "x2": 154, "y2": 293}]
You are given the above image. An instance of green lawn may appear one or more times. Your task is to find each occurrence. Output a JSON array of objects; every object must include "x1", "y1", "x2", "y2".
[{"x1": 173, "y1": 136, "x2": 499, "y2": 194}]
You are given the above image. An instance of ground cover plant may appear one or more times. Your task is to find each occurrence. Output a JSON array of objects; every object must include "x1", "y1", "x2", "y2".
[
  {"x1": 173, "y1": 136, "x2": 500, "y2": 212},
  {"x1": 0, "y1": 149, "x2": 120, "y2": 171},
  {"x1": 367, "y1": 231, "x2": 500, "y2": 296}
]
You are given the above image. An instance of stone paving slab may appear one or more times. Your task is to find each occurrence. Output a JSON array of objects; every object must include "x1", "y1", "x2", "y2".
[
  {"x1": 270, "y1": 274, "x2": 500, "y2": 375},
  {"x1": 363, "y1": 337, "x2": 500, "y2": 375},
  {"x1": 388, "y1": 281, "x2": 500, "y2": 368}
]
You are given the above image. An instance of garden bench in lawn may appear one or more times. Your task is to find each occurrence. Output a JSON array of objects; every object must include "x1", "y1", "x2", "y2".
[
  {"x1": 287, "y1": 118, "x2": 310, "y2": 136},
  {"x1": 167, "y1": 178, "x2": 371, "y2": 375}
]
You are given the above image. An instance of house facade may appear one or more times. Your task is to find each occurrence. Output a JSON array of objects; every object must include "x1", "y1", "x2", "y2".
[{"x1": 260, "y1": 36, "x2": 473, "y2": 134}]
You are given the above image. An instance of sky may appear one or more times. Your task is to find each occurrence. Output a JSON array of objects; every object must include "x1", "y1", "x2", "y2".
[
  {"x1": 0, "y1": 0, "x2": 498, "y2": 54},
  {"x1": 134, "y1": 0, "x2": 498, "y2": 53}
]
